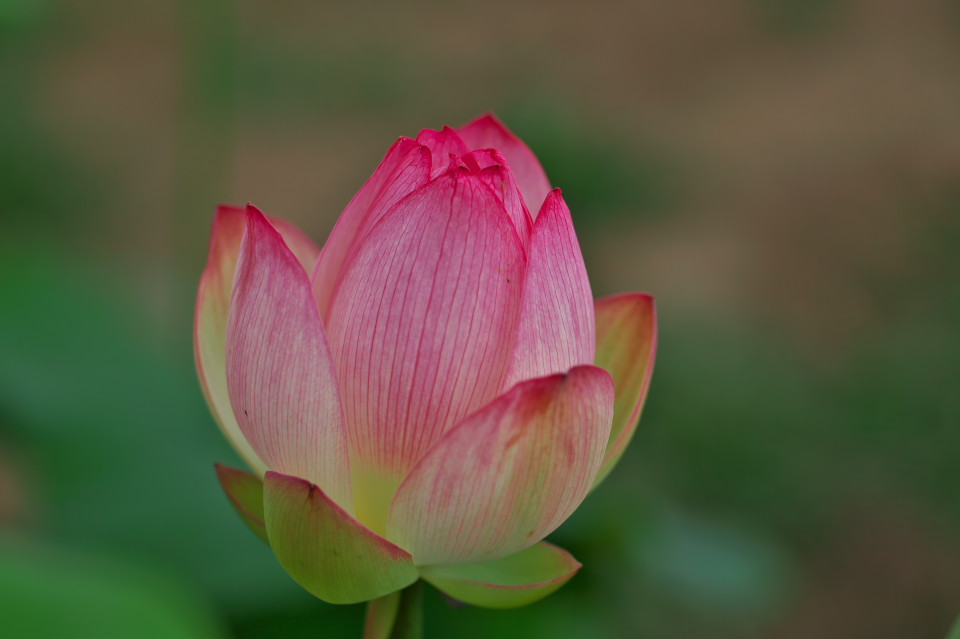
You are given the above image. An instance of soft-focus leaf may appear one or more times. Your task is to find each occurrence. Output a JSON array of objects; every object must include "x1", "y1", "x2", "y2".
[
  {"x1": 947, "y1": 615, "x2": 960, "y2": 639},
  {"x1": 637, "y1": 511, "x2": 793, "y2": 615},
  {"x1": 947, "y1": 617, "x2": 960, "y2": 639},
  {"x1": 0, "y1": 537, "x2": 225, "y2": 639},
  {"x1": 0, "y1": 241, "x2": 304, "y2": 608}
]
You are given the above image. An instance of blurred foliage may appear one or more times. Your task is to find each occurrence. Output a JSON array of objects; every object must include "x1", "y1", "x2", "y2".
[
  {"x1": 0, "y1": 61, "x2": 100, "y2": 232},
  {"x1": 238, "y1": 42, "x2": 409, "y2": 118},
  {"x1": 0, "y1": 242, "x2": 308, "y2": 612},
  {"x1": 755, "y1": 0, "x2": 844, "y2": 36},
  {"x1": 500, "y1": 103, "x2": 684, "y2": 223},
  {"x1": 0, "y1": 535, "x2": 225, "y2": 639},
  {"x1": 0, "y1": 0, "x2": 49, "y2": 32},
  {"x1": 949, "y1": 615, "x2": 960, "y2": 639}
]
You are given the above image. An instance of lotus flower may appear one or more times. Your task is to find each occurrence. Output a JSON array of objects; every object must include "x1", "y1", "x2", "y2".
[{"x1": 195, "y1": 115, "x2": 657, "y2": 610}]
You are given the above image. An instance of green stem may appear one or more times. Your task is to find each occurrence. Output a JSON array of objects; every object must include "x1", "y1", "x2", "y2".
[
  {"x1": 390, "y1": 581, "x2": 423, "y2": 639},
  {"x1": 363, "y1": 581, "x2": 423, "y2": 639}
]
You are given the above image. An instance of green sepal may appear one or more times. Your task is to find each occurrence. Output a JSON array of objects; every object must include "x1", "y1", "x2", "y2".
[
  {"x1": 263, "y1": 471, "x2": 418, "y2": 605},
  {"x1": 418, "y1": 542, "x2": 581, "y2": 609},
  {"x1": 214, "y1": 463, "x2": 267, "y2": 543}
]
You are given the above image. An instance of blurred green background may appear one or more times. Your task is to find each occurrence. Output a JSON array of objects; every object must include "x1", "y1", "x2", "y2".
[{"x1": 1, "y1": 0, "x2": 958, "y2": 637}]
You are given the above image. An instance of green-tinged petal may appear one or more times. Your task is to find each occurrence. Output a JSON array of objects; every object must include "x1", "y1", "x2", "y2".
[
  {"x1": 226, "y1": 207, "x2": 352, "y2": 511},
  {"x1": 194, "y1": 205, "x2": 320, "y2": 476},
  {"x1": 263, "y1": 471, "x2": 418, "y2": 604},
  {"x1": 195, "y1": 207, "x2": 266, "y2": 475},
  {"x1": 363, "y1": 591, "x2": 401, "y2": 639},
  {"x1": 214, "y1": 464, "x2": 267, "y2": 543},
  {"x1": 592, "y1": 293, "x2": 657, "y2": 488},
  {"x1": 418, "y1": 542, "x2": 580, "y2": 609}
]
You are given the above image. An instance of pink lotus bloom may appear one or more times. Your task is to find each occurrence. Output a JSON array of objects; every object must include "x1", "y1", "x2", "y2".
[{"x1": 195, "y1": 114, "x2": 657, "y2": 608}]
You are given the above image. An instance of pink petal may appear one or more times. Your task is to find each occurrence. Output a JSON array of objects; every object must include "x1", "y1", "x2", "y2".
[
  {"x1": 465, "y1": 149, "x2": 533, "y2": 248},
  {"x1": 416, "y1": 126, "x2": 470, "y2": 176},
  {"x1": 457, "y1": 114, "x2": 552, "y2": 214},
  {"x1": 226, "y1": 206, "x2": 352, "y2": 511},
  {"x1": 386, "y1": 365, "x2": 614, "y2": 565},
  {"x1": 503, "y1": 190, "x2": 595, "y2": 389},
  {"x1": 195, "y1": 206, "x2": 320, "y2": 475},
  {"x1": 591, "y1": 293, "x2": 657, "y2": 488},
  {"x1": 312, "y1": 138, "x2": 432, "y2": 320},
  {"x1": 326, "y1": 167, "x2": 527, "y2": 533}
]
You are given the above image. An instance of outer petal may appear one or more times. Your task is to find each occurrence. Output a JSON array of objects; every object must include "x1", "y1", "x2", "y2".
[
  {"x1": 416, "y1": 126, "x2": 469, "y2": 176},
  {"x1": 457, "y1": 114, "x2": 552, "y2": 213},
  {"x1": 503, "y1": 190, "x2": 595, "y2": 389},
  {"x1": 194, "y1": 206, "x2": 319, "y2": 475},
  {"x1": 418, "y1": 542, "x2": 581, "y2": 609},
  {"x1": 263, "y1": 471, "x2": 418, "y2": 605},
  {"x1": 327, "y1": 167, "x2": 527, "y2": 533},
  {"x1": 312, "y1": 138, "x2": 432, "y2": 319},
  {"x1": 215, "y1": 463, "x2": 267, "y2": 543},
  {"x1": 591, "y1": 293, "x2": 657, "y2": 488},
  {"x1": 226, "y1": 207, "x2": 352, "y2": 511},
  {"x1": 386, "y1": 365, "x2": 614, "y2": 565}
]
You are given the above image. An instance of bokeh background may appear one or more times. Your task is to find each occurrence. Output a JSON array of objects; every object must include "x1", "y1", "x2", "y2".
[{"x1": 1, "y1": 0, "x2": 959, "y2": 637}]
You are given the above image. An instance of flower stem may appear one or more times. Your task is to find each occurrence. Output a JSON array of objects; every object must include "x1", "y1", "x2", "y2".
[
  {"x1": 363, "y1": 581, "x2": 423, "y2": 639},
  {"x1": 390, "y1": 581, "x2": 423, "y2": 639}
]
